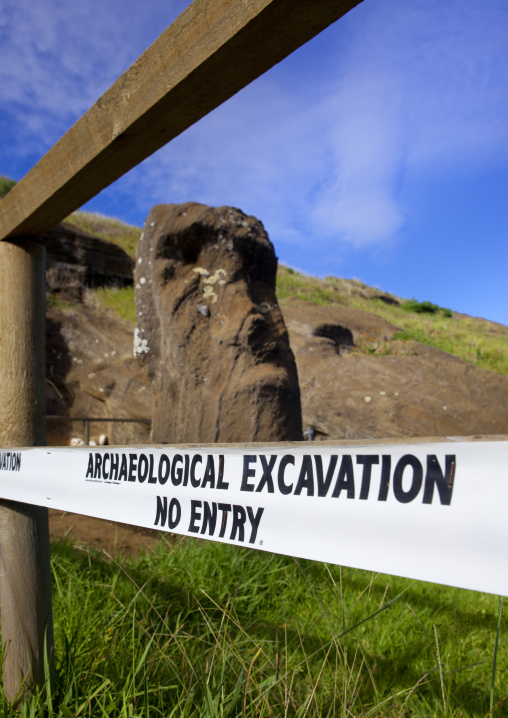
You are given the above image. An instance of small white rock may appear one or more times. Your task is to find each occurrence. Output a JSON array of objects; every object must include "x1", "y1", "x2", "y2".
[{"x1": 364, "y1": 396, "x2": 372, "y2": 403}]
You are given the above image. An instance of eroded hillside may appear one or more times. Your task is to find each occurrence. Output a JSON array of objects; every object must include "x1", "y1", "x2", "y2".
[{"x1": 43, "y1": 208, "x2": 508, "y2": 445}]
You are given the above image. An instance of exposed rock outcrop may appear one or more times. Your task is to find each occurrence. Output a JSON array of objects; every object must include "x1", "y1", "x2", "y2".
[
  {"x1": 42, "y1": 214, "x2": 508, "y2": 449},
  {"x1": 46, "y1": 304, "x2": 152, "y2": 446},
  {"x1": 134, "y1": 203, "x2": 302, "y2": 443},
  {"x1": 44, "y1": 222, "x2": 134, "y2": 302},
  {"x1": 44, "y1": 222, "x2": 150, "y2": 446}
]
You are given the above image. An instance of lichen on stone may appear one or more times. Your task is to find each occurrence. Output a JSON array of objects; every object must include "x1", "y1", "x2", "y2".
[
  {"x1": 256, "y1": 302, "x2": 272, "y2": 314},
  {"x1": 193, "y1": 267, "x2": 210, "y2": 276},
  {"x1": 133, "y1": 327, "x2": 150, "y2": 356},
  {"x1": 203, "y1": 285, "x2": 218, "y2": 304}
]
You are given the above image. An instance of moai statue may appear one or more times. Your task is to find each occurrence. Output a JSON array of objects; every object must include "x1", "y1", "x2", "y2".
[{"x1": 134, "y1": 202, "x2": 302, "y2": 443}]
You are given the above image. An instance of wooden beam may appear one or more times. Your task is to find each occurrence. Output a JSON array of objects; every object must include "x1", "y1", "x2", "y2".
[
  {"x1": 0, "y1": 0, "x2": 362, "y2": 240},
  {"x1": 0, "y1": 240, "x2": 54, "y2": 702}
]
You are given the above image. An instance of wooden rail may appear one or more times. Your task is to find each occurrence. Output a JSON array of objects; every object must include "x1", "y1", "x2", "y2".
[{"x1": 0, "y1": 0, "x2": 361, "y2": 241}]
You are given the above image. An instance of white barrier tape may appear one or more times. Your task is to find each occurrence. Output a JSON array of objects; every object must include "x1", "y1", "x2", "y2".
[{"x1": 1, "y1": 440, "x2": 507, "y2": 595}]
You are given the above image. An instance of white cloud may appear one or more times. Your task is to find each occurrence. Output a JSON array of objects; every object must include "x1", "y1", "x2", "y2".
[
  {"x1": 0, "y1": 0, "x2": 189, "y2": 152},
  {"x1": 307, "y1": 0, "x2": 508, "y2": 246},
  {"x1": 101, "y1": 0, "x2": 508, "y2": 252},
  {"x1": 307, "y1": 64, "x2": 408, "y2": 246},
  {"x1": 103, "y1": 77, "x2": 330, "y2": 244}
]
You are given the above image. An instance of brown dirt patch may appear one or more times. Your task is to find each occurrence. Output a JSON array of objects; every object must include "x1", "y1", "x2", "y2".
[
  {"x1": 282, "y1": 298, "x2": 508, "y2": 441},
  {"x1": 49, "y1": 509, "x2": 166, "y2": 557}
]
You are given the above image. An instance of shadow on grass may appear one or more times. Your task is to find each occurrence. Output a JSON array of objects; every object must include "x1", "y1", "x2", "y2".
[{"x1": 46, "y1": 537, "x2": 499, "y2": 718}]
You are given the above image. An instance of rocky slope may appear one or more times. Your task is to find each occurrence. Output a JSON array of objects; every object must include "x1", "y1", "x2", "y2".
[
  {"x1": 43, "y1": 209, "x2": 508, "y2": 445},
  {"x1": 46, "y1": 302, "x2": 151, "y2": 446},
  {"x1": 282, "y1": 298, "x2": 508, "y2": 440},
  {"x1": 44, "y1": 221, "x2": 151, "y2": 446}
]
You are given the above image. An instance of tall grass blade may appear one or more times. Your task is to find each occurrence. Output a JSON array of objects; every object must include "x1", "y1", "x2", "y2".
[
  {"x1": 134, "y1": 635, "x2": 155, "y2": 678},
  {"x1": 483, "y1": 693, "x2": 508, "y2": 718},
  {"x1": 489, "y1": 596, "x2": 504, "y2": 712},
  {"x1": 243, "y1": 648, "x2": 261, "y2": 717},
  {"x1": 336, "y1": 582, "x2": 415, "y2": 640},
  {"x1": 433, "y1": 624, "x2": 446, "y2": 715}
]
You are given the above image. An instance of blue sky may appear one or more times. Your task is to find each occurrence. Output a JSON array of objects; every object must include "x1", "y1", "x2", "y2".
[{"x1": 1, "y1": 0, "x2": 508, "y2": 324}]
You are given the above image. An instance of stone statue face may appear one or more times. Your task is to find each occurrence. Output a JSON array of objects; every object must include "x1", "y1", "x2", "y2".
[{"x1": 135, "y1": 202, "x2": 302, "y2": 443}]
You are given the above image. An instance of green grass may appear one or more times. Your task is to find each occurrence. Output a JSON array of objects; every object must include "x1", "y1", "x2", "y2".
[
  {"x1": 276, "y1": 266, "x2": 508, "y2": 376},
  {"x1": 47, "y1": 283, "x2": 137, "y2": 323},
  {"x1": 402, "y1": 299, "x2": 453, "y2": 318},
  {"x1": 363, "y1": 307, "x2": 508, "y2": 375},
  {"x1": 1, "y1": 537, "x2": 505, "y2": 717},
  {"x1": 66, "y1": 211, "x2": 142, "y2": 258},
  {"x1": 91, "y1": 286, "x2": 137, "y2": 323},
  {"x1": 46, "y1": 295, "x2": 79, "y2": 313},
  {"x1": 276, "y1": 266, "x2": 349, "y2": 306}
]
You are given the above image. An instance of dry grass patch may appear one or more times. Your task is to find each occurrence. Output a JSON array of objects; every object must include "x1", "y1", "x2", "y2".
[
  {"x1": 276, "y1": 266, "x2": 508, "y2": 376},
  {"x1": 66, "y1": 211, "x2": 142, "y2": 258},
  {"x1": 89, "y1": 286, "x2": 136, "y2": 324}
]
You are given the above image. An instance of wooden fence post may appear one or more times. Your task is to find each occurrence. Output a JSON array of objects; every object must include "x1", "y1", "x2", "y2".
[{"x1": 0, "y1": 239, "x2": 54, "y2": 702}]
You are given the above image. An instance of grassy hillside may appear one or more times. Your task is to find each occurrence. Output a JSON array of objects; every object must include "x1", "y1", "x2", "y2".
[
  {"x1": 276, "y1": 267, "x2": 508, "y2": 376},
  {"x1": 66, "y1": 210, "x2": 142, "y2": 258},
  {"x1": 1, "y1": 175, "x2": 503, "y2": 377},
  {"x1": 70, "y1": 211, "x2": 507, "y2": 377}
]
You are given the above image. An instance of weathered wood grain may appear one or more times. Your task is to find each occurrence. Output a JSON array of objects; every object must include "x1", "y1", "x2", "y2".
[
  {"x1": 0, "y1": 240, "x2": 54, "y2": 702},
  {"x1": 0, "y1": 0, "x2": 361, "y2": 240}
]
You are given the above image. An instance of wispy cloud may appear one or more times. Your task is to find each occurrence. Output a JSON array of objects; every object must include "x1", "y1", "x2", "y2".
[
  {"x1": 309, "y1": 0, "x2": 508, "y2": 246},
  {"x1": 96, "y1": 0, "x2": 508, "y2": 254},
  {"x1": 0, "y1": 0, "x2": 189, "y2": 155}
]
